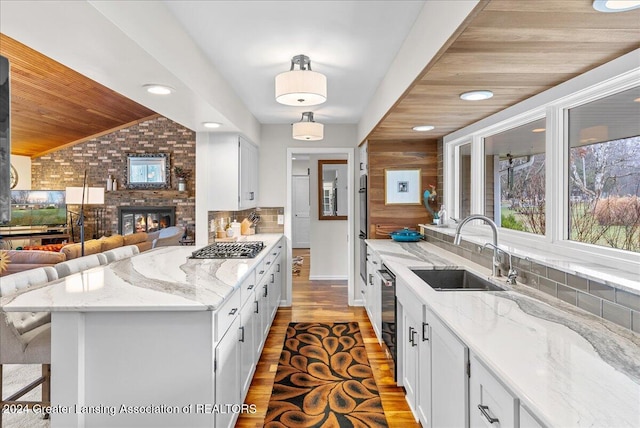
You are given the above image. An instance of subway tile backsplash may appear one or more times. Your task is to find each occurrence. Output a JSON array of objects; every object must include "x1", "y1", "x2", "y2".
[{"x1": 422, "y1": 228, "x2": 640, "y2": 333}]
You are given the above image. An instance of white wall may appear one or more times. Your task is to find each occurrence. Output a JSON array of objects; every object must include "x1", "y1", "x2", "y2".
[
  {"x1": 260, "y1": 124, "x2": 357, "y2": 280},
  {"x1": 357, "y1": 0, "x2": 479, "y2": 143},
  {"x1": 259, "y1": 124, "x2": 358, "y2": 206},
  {"x1": 309, "y1": 154, "x2": 348, "y2": 279},
  {"x1": 9, "y1": 155, "x2": 31, "y2": 190}
]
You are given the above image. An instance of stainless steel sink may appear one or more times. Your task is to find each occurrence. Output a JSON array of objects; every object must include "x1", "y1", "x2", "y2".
[{"x1": 410, "y1": 269, "x2": 505, "y2": 292}]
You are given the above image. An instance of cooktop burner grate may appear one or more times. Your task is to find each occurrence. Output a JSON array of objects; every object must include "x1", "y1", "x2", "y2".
[{"x1": 190, "y1": 241, "x2": 265, "y2": 259}]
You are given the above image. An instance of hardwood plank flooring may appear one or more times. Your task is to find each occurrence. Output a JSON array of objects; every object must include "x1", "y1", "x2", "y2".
[{"x1": 236, "y1": 249, "x2": 418, "y2": 428}]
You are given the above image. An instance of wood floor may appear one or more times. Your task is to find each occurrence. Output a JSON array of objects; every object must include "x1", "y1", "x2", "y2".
[{"x1": 236, "y1": 249, "x2": 419, "y2": 428}]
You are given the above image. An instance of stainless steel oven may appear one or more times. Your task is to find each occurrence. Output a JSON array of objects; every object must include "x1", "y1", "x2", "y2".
[{"x1": 378, "y1": 265, "x2": 396, "y2": 381}]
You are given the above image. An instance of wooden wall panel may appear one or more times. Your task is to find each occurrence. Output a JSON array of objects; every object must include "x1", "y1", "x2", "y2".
[{"x1": 368, "y1": 139, "x2": 438, "y2": 239}]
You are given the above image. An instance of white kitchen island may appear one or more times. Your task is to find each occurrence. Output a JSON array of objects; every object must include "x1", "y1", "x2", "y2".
[{"x1": 0, "y1": 234, "x2": 285, "y2": 428}]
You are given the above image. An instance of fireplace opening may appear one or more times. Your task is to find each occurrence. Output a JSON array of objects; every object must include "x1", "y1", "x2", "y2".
[{"x1": 118, "y1": 206, "x2": 176, "y2": 235}]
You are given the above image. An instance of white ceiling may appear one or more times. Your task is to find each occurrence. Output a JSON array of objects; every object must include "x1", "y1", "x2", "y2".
[{"x1": 163, "y1": 0, "x2": 426, "y2": 125}]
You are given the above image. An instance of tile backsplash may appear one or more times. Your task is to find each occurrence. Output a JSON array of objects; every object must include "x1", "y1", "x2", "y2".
[
  {"x1": 207, "y1": 207, "x2": 284, "y2": 243},
  {"x1": 422, "y1": 228, "x2": 640, "y2": 334}
]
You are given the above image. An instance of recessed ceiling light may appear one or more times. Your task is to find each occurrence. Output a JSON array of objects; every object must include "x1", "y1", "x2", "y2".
[
  {"x1": 203, "y1": 122, "x2": 222, "y2": 129},
  {"x1": 143, "y1": 84, "x2": 173, "y2": 95},
  {"x1": 593, "y1": 0, "x2": 640, "y2": 12},
  {"x1": 532, "y1": 128, "x2": 546, "y2": 133},
  {"x1": 460, "y1": 90, "x2": 494, "y2": 101},
  {"x1": 412, "y1": 125, "x2": 435, "y2": 132}
]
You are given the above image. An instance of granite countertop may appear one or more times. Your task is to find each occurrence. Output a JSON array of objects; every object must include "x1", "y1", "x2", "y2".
[
  {"x1": 0, "y1": 234, "x2": 283, "y2": 313},
  {"x1": 366, "y1": 239, "x2": 640, "y2": 428}
]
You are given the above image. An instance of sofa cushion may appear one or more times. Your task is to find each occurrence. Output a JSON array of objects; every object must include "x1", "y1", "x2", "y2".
[
  {"x1": 5, "y1": 250, "x2": 65, "y2": 265},
  {"x1": 99, "y1": 234, "x2": 124, "y2": 251},
  {"x1": 135, "y1": 241, "x2": 153, "y2": 252},
  {"x1": 61, "y1": 240, "x2": 102, "y2": 260},
  {"x1": 123, "y1": 232, "x2": 148, "y2": 246}
]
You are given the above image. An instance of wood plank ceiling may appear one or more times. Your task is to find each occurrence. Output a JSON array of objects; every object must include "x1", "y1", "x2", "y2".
[
  {"x1": 1, "y1": 0, "x2": 639, "y2": 156},
  {"x1": 0, "y1": 33, "x2": 157, "y2": 157},
  {"x1": 366, "y1": 0, "x2": 640, "y2": 141}
]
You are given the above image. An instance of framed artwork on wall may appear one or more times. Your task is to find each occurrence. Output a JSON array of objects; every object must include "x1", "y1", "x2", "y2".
[{"x1": 384, "y1": 168, "x2": 422, "y2": 205}]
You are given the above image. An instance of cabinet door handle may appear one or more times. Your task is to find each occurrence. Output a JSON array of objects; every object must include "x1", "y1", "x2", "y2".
[
  {"x1": 372, "y1": 261, "x2": 378, "y2": 265},
  {"x1": 249, "y1": 192, "x2": 255, "y2": 200},
  {"x1": 278, "y1": 245, "x2": 282, "y2": 249},
  {"x1": 411, "y1": 329, "x2": 418, "y2": 347},
  {"x1": 254, "y1": 300, "x2": 259, "y2": 313},
  {"x1": 270, "y1": 273, "x2": 275, "y2": 283},
  {"x1": 408, "y1": 326, "x2": 414, "y2": 346},
  {"x1": 264, "y1": 284, "x2": 268, "y2": 297},
  {"x1": 239, "y1": 326, "x2": 245, "y2": 343},
  {"x1": 228, "y1": 308, "x2": 238, "y2": 316},
  {"x1": 422, "y1": 322, "x2": 429, "y2": 341},
  {"x1": 247, "y1": 284, "x2": 254, "y2": 290},
  {"x1": 277, "y1": 263, "x2": 281, "y2": 273},
  {"x1": 266, "y1": 261, "x2": 271, "y2": 265},
  {"x1": 478, "y1": 405, "x2": 499, "y2": 424},
  {"x1": 368, "y1": 274, "x2": 373, "y2": 285},
  {"x1": 259, "y1": 270, "x2": 265, "y2": 275},
  {"x1": 272, "y1": 252, "x2": 277, "y2": 256}
]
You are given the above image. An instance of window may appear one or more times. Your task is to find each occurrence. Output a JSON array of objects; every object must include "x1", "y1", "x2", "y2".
[
  {"x1": 457, "y1": 143, "x2": 471, "y2": 219},
  {"x1": 567, "y1": 86, "x2": 640, "y2": 253},
  {"x1": 484, "y1": 118, "x2": 546, "y2": 235},
  {"x1": 444, "y1": 60, "x2": 640, "y2": 274}
]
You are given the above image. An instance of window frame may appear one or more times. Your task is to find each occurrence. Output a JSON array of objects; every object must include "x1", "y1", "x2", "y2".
[{"x1": 444, "y1": 53, "x2": 640, "y2": 272}]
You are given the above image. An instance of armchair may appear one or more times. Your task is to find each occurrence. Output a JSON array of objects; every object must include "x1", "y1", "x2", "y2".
[
  {"x1": 147, "y1": 226, "x2": 185, "y2": 248},
  {"x1": 0, "y1": 267, "x2": 57, "y2": 424}
]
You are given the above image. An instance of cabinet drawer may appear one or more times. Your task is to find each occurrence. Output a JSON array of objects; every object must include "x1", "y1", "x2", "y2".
[
  {"x1": 396, "y1": 278, "x2": 423, "y2": 320},
  {"x1": 239, "y1": 270, "x2": 257, "y2": 305},
  {"x1": 254, "y1": 258, "x2": 268, "y2": 282},
  {"x1": 470, "y1": 354, "x2": 518, "y2": 428},
  {"x1": 215, "y1": 290, "x2": 241, "y2": 341}
]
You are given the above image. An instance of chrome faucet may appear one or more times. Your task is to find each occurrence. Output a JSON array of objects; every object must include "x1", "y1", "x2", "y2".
[
  {"x1": 484, "y1": 242, "x2": 518, "y2": 285},
  {"x1": 454, "y1": 214, "x2": 501, "y2": 277}
]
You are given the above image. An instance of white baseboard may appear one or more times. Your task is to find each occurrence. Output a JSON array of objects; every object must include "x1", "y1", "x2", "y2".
[{"x1": 308, "y1": 275, "x2": 348, "y2": 281}]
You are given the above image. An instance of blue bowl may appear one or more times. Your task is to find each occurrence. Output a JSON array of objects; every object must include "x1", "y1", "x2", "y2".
[{"x1": 389, "y1": 228, "x2": 423, "y2": 242}]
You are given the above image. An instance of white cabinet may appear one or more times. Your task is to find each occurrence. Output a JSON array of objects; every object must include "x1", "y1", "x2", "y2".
[
  {"x1": 214, "y1": 238, "x2": 285, "y2": 427},
  {"x1": 215, "y1": 312, "x2": 241, "y2": 428},
  {"x1": 239, "y1": 273, "x2": 258, "y2": 398},
  {"x1": 520, "y1": 405, "x2": 546, "y2": 428},
  {"x1": 470, "y1": 353, "x2": 518, "y2": 428},
  {"x1": 429, "y1": 307, "x2": 468, "y2": 428},
  {"x1": 397, "y1": 277, "x2": 469, "y2": 427},
  {"x1": 397, "y1": 282, "x2": 421, "y2": 418},
  {"x1": 206, "y1": 134, "x2": 258, "y2": 210},
  {"x1": 239, "y1": 138, "x2": 259, "y2": 209},
  {"x1": 417, "y1": 315, "x2": 431, "y2": 428},
  {"x1": 365, "y1": 245, "x2": 382, "y2": 343}
]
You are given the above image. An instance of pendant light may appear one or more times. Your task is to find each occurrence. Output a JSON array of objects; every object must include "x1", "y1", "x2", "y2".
[
  {"x1": 292, "y1": 112, "x2": 324, "y2": 141},
  {"x1": 275, "y1": 55, "x2": 327, "y2": 106}
]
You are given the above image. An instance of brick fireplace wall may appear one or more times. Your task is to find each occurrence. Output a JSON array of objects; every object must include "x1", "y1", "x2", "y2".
[{"x1": 31, "y1": 116, "x2": 196, "y2": 240}]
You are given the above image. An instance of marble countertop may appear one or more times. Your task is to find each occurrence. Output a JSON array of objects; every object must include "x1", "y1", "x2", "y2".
[
  {"x1": 366, "y1": 239, "x2": 640, "y2": 428},
  {"x1": 0, "y1": 234, "x2": 283, "y2": 312}
]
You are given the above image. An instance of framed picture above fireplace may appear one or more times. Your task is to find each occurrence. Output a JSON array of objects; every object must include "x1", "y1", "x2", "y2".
[{"x1": 125, "y1": 153, "x2": 170, "y2": 189}]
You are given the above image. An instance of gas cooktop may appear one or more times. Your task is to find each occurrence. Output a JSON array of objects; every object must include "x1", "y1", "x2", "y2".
[{"x1": 190, "y1": 241, "x2": 265, "y2": 259}]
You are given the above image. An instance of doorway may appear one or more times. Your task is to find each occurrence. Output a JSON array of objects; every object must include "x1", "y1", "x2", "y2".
[
  {"x1": 292, "y1": 175, "x2": 310, "y2": 248},
  {"x1": 285, "y1": 147, "x2": 355, "y2": 307}
]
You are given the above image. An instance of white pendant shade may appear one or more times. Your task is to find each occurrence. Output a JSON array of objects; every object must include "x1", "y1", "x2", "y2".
[
  {"x1": 292, "y1": 120, "x2": 324, "y2": 141},
  {"x1": 275, "y1": 70, "x2": 327, "y2": 106}
]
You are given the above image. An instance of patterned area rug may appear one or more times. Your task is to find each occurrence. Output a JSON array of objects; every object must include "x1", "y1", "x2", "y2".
[{"x1": 266, "y1": 322, "x2": 388, "y2": 427}]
